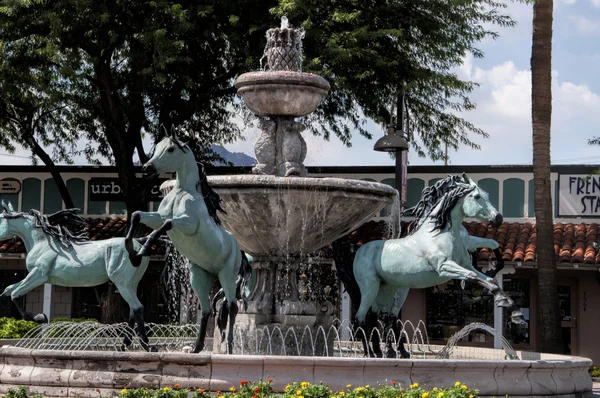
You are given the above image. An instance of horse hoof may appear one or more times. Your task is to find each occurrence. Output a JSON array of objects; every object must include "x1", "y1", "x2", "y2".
[{"x1": 33, "y1": 313, "x2": 48, "y2": 324}]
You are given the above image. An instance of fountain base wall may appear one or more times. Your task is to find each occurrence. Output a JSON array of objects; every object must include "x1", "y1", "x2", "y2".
[{"x1": 0, "y1": 346, "x2": 592, "y2": 397}]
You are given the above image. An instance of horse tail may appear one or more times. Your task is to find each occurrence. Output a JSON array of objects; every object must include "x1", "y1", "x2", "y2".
[
  {"x1": 332, "y1": 240, "x2": 361, "y2": 314},
  {"x1": 211, "y1": 250, "x2": 254, "y2": 321}
]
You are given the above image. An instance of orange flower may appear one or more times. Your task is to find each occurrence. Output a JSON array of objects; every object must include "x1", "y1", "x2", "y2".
[
  {"x1": 198, "y1": 389, "x2": 206, "y2": 394},
  {"x1": 254, "y1": 387, "x2": 260, "y2": 392},
  {"x1": 252, "y1": 395, "x2": 258, "y2": 398},
  {"x1": 268, "y1": 378, "x2": 273, "y2": 383},
  {"x1": 240, "y1": 380, "x2": 249, "y2": 386},
  {"x1": 392, "y1": 381, "x2": 397, "y2": 386},
  {"x1": 216, "y1": 391, "x2": 222, "y2": 395},
  {"x1": 174, "y1": 383, "x2": 181, "y2": 389}
]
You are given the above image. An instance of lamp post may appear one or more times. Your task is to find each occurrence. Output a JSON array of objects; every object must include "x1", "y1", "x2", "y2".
[{"x1": 374, "y1": 88, "x2": 409, "y2": 211}]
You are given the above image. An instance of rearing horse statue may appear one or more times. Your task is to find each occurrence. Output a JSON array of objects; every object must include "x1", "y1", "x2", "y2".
[
  {"x1": 125, "y1": 129, "x2": 251, "y2": 354},
  {"x1": 335, "y1": 174, "x2": 525, "y2": 357}
]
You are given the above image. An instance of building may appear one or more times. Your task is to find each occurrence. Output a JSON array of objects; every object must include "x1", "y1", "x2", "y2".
[{"x1": 0, "y1": 164, "x2": 599, "y2": 361}]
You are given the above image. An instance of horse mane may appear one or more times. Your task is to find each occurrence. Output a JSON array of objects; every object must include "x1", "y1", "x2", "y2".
[
  {"x1": 403, "y1": 174, "x2": 474, "y2": 234},
  {"x1": 28, "y1": 209, "x2": 90, "y2": 248},
  {"x1": 196, "y1": 163, "x2": 227, "y2": 225}
]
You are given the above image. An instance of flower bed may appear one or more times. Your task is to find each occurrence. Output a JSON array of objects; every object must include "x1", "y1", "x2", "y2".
[{"x1": 1, "y1": 380, "x2": 479, "y2": 398}]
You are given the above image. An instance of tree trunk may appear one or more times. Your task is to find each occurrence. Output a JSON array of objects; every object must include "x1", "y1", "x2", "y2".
[
  {"x1": 531, "y1": 0, "x2": 560, "y2": 353},
  {"x1": 27, "y1": 135, "x2": 75, "y2": 210}
]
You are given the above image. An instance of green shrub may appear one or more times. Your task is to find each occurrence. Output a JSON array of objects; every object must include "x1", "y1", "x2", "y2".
[
  {"x1": 591, "y1": 365, "x2": 600, "y2": 378},
  {"x1": 2, "y1": 387, "x2": 41, "y2": 398},
  {"x1": 0, "y1": 318, "x2": 39, "y2": 339}
]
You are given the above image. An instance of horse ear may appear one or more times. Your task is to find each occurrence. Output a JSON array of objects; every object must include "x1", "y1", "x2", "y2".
[
  {"x1": 7, "y1": 202, "x2": 14, "y2": 213},
  {"x1": 1, "y1": 200, "x2": 6, "y2": 213},
  {"x1": 160, "y1": 124, "x2": 170, "y2": 138}
]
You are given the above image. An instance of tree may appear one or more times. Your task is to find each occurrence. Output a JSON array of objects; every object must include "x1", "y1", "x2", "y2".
[
  {"x1": 0, "y1": 0, "x2": 518, "y2": 215},
  {"x1": 0, "y1": 39, "x2": 83, "y2": 209},
  {"x1": 531, "y1": 0, "x2": 560, "y2": 353},
  {"x1": 0, "y1": 0, "x2": 275, "y2": 217},
  {"x1": 273, "y1": 0, "x2": 516, "y2": 160}
]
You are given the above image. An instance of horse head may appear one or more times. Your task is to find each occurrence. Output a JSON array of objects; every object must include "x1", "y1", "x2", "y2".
[
  {"x1": 143, "y1": 127, "x2": 190, "y2": 177},
  {"x1": 461, "y1": 179, "x2": 503, "y2": 227}
]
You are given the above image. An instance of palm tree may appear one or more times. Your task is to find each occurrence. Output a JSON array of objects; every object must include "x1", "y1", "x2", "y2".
[{"x1": 531, "y1": 0, "x2": 561, "y2": 353}]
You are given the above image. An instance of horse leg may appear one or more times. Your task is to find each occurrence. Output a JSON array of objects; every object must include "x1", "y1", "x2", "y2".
[
  {"x1": 189, "y1": 263, "x2": 215, "y2": 353},
  {"x1": 355, "y1": 281, "x2": 380, "y2": 358},
  {"x1": 137, "y1": 220, "x2": 173, "y2": 257},
  {"x1": 117, "y1": 286, "x2": 151, "y2": 352},
  {"x1": 367, "y1": 310, "x2": 383, "y2": 358},
  {"x1": 373, "y1": 285, "x2": 407, "y2": 358},
  {"x1": 6, "y1": 269, "x2": 48, "y2": 323},
  {"x1": 219, "y1": 260, "x2": 241, "y2": 355}
]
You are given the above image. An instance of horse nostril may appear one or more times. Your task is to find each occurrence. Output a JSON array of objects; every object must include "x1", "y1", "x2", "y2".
[{"x1": 495, "y1": 213, "x2": 503, "y2": 226}]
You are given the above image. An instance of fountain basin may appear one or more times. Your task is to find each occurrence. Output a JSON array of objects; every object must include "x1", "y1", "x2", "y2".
[
  {"x1": 207, "y1": 175, "x2": 397, "y2": 256},
  {"x1": 0, "y1": 346, "x2": 592, "y2": 397},
  {"x1": 235, "y1": 71, "x2": 330, "y2": 116}
]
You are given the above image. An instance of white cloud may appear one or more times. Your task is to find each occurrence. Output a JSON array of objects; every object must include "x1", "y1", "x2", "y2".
[
  {"x1": 592, "y1": 0, "x2": 600, "y2": 7},
  {"x1": 569, "y1": 15, "x2": 600, "y2": 34}
]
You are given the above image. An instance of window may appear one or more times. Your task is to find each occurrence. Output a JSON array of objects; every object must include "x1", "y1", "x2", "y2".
[
  {"x1": 503, "y1": 178, "x2": 525, "y2": 217},
  {"x1": 22, "y1": 178, "x2": 41, "y2": 212},
  {"x1": 44, "y1": 179, "x2": 63, "y2": 214},
  {"x1": 426, "y1": 280, "x2": 494, "y2": 342},
  {"x1": 477, "y1": 179, "x2": 499, "y2": 210},
  {"x1": 67, "y1": 179, "x2": 85, "y2": 211},
  {"x1": 406, "y1": 178, "x2": 425, "y2": 208},
  {"x1": 502, "y1": 277, "x2": 530, "y2": 345}
]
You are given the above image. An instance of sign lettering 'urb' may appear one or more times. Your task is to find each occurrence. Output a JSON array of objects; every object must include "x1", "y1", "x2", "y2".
[
  {"x1": 88, "y1": 178, "x2": 166, "y2": 201},
  {"x1": 558, "y1": 174, "x2": 600, "y2": 216}
]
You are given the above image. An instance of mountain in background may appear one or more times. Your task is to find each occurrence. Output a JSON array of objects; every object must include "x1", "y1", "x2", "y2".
[{"x1": 211, "y1": 144, "x2": 256, "y2": 166}]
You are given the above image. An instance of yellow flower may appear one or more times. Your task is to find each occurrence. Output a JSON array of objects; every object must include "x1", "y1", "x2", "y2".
[
  {"x1": 411, "y1": 383, "x2": 419, "y2": 388},
  {"x1": 422, "y1": 393, "x2": 429, "y2": 398},
  {"x1": 357, "y1": 387, "x2": 364, "y2": 392},
  {"x1": 339, "y1": 392, "x2": 345, "y2": 396},
  {"x1": 454, "y1": 381, "x2": 460, "y2": 387},
  {"x1": 219, "y1": 396, "x2": 225, "y2": 398},
  {"x1": 432, "y1": 387, "x2": 438, "y2": 391},
  {"x1": 297, "y1": 390, "x2": 303, "y2": 396},
  {"x1": 437, "y1": 393, "x2": 444, "y2": 398},
  {"x1": 359, "y1": 396, "x2": 364, "y2": 398},
  {"x1": 301, "y1": 382, "x2": 310, "y2": 389},
  {"x1": 461, "y1": 385, "x2": 467, "y2": 390},
  {"x1": 230, "y1": 387, "x2": 236, "y2": 392},
  {"x1": 163, "y1": 387, "x2": 171, "y2": 392},
  {"x1": 286, "y1": 385, "x2": 291, "y2": 392},
  {"x1": 469, "y1": 395, "x2": 473, "y2": 398},
  {"x1": 299, "y1": 396, "x2": 304, "y2": 398},
  {"x1": 346, "y1": 385, "x2": 352, "y2": 389},
  {"x1": 121, "y1": 389, "x2": 127, "y2": 394},
  {"x1": 365, "y1": 385, "x2": 370, "y2": 389}
]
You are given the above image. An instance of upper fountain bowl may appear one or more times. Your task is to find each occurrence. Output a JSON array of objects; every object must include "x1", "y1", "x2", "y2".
[
  {"x1": 206, "y1": 174, "x2": 396, "y2": 256},
  {"x1": 235, "y1": 71, "x2": 330, "y2": 117}
]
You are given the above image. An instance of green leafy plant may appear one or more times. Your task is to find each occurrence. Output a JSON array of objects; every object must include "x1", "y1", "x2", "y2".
[
  {"x1": 590, "y1": 365, "x2": 600, "y2": 378},
  {"x1": 0, "y1": 318, "x2": 39, "y2": 339},
  {"x1": 51, "y1": 317, "x2": 99, "y2": 323},
  {"x1": 2, "y1": 387, "x2": 41, "y2": 398}
]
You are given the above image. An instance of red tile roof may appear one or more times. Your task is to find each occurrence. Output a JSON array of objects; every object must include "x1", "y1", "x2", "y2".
[{"x1": 2, "y1": 216, "x2": 600, "y2": 265}]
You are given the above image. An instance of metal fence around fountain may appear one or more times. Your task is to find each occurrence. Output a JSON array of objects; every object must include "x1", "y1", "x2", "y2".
[{"x1": 10, "y1": 318, "x2": 519, "y2": 360}]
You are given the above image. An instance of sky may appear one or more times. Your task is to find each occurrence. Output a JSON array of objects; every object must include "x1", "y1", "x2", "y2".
[{"x1": 1, "y1": 1, "x2": 599, "y2": 167}]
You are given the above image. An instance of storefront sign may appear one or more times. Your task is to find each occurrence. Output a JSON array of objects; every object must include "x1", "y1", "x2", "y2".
[
  {"x1": 558, "y1": 174, "x2": 600, "y2": 216},
  {"x1": 89, "y1": 178, "x2": 166, "y2": 201},
  {"x1": 0, "y1": 180, "x2": 21, "y2": 194}
]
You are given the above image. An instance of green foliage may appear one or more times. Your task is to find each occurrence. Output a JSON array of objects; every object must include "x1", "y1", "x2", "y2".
[
  {"x1": 590, "y1": 365, "x2": 600, "y2": 378},
  {"x1": 0, "y1": 317, "x2": 38, "y2": 339},
  {"x1": 0, "y1": 0, "x2": 521, "y2": 203},
  {"x1": 272, "y1": 0, "x2": 516, "y2": 160},
  {"x1": 1, "y1": 387, "x2": 41, "y2": 398},
  {"x1": 0, "y1": 381, "x2": 479, "y2": 398}
]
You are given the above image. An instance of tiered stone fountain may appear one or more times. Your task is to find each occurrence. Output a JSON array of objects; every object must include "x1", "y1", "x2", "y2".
[{"x1": 206, "y1": 16, "x2": 397, "y2": 354}]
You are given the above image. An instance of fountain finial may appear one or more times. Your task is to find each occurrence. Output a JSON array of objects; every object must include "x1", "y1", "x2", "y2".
[{"x1": 281, "y1": 16, "x2": 289, "y2": 29}]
